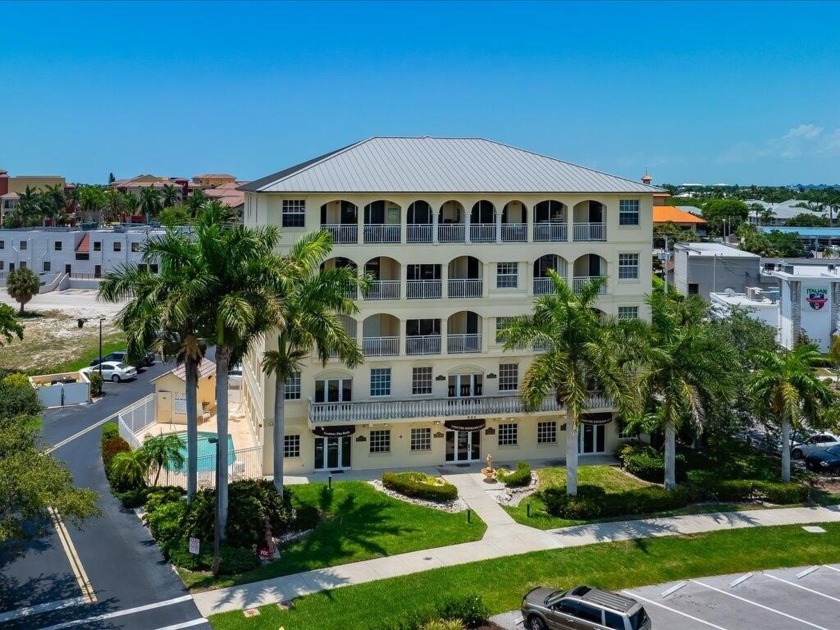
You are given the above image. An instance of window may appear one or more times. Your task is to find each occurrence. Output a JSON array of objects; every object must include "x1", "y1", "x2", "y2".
[
  {"x1": 284, "y1": 372, "x2": 301, "y2": 399},
  {"x1": 93, "y1": 241, "x2": 101, "y2": 252},
  {"x1": 498, "y1": 423, "x2": 518, "y2": 446},
  {"x1": 604, "y1": 611, "x2": 625, "y2": 630},
  {"x1": 412, "y1": 367, "x2": 432, "y2": 395},
  {"x1": 54, "y1": 241, "x2": 62, "y2": 251},
  {"x1": 0, "y1": 261, "x2": 4, "y2": 270},
  {"x1": 496, "y1": 262, "x2": 518, "y2": 288},
  {"x1": 19, "y1": 241, "x2": 27, "y2": 251},
  {"x1": 43, "y1": 261, "x2": 51, "y2": 273},
  {"x1": 498, "y1": 363, "x2": 518, "y2": 392},
  {"x1": 575, "y1": 604, "x2": 603, "y2": 624},
  {"x1": 283, "y1": 435, "x2": 300, "y2": 458},
  {"x1": 370, "y1": 368, "x2": 391, "y2": 397},
  {"x1": 0, "y1": 241, "x2": 4, "y2": 249},
  {"x1": 76, "y1": 253, "x2": 89, "y2": 261},
  {"x1": 150, "y1": 264, "x2": 159, "y2": 274},
  {"x1": 688, "y1": 283, "x2": 699, "y2": 295},
  {"x1": 618, "y1": 253, "x2": 639, "y2": 279},
  {"x1": 19, "y1": 261, "x2": 26, "y2": 269},
  {"x1": 537, "y1": 421, "x2": 557, "y2": 444},
  {"x1": 618, "y1": 306, "x2": 639, "y2": 320},
  {"x1": 282, "y1": 200, "x2": 306, "y2": 228},
  {"x1": 496, "y1": 317, "x2": 513, "y2": 343},
  {"x1": 131, "y1": 242, "x2": 140, "y2": 253},
  {"x1": 619, "y1": 199, "x2": 640, "y2": 226},
  {"x1": 315, "y1": 378, "x2": 352, "y2": 402},
  {"x1": 411, "y1": 427, "x2": 431, "y2": 451},
  {"x1": 113, "y1": 242, "x2": 122, "y2": 252},
  {"x1": 370, "y1": 429, "x2": 391, "y2": 453},
  {"x1": 618, "y1": 418, "x2": 636, "y2": 439}
]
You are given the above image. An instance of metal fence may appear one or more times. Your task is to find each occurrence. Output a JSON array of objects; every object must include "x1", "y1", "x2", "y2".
[
  {"x1": 158, "y1": 444, "x2": 264, "y2": 490},
  {"x1": 117, "y1": 394, "x2": 155, "y2": 447}
]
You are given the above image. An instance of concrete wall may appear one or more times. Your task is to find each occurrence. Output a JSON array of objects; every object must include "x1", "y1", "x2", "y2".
[{"x1": 675, "y1": 253, "x2": 761, "y2": 300}]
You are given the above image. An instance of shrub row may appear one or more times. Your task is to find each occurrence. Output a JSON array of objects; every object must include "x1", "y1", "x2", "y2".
[
  {"x1": 496, "y1": 461, "x2": 532, "y2": 488},
  {"x1": 376, "y1": 594, "x2": 490, "y2": 630},
  {"x1": 616, "y1": 442, "x2": 688, "y2": 483},
  {"x1": 543, "y1": 484, "x2": 690, "y2": 520},
  {"x1": 382, "y1": 472, "x2": 458, "y2": 503},
  {"x1": 703, "y1": 479, "x2": 807, "y2": 504}
]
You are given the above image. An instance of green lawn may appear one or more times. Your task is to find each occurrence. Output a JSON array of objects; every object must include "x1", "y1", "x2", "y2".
[
  {"x1": 47, "y1": 338, "x2": 126, "y2": 374},
  {"x1": 181, "y1": 481, "x2": 486, "y2": 590},
  {"x1": 209, "y1": 521, "x2": 840, "y2": 630}
]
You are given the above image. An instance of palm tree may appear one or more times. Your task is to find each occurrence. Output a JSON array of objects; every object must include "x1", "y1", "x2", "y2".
[
  {"x1": 6, "y1": 268, "x2": 41, "y2": 315},
  {"x1": 262, "y1": 230, "x2": 364, "y2": 496},
  {"x1": 748, "y1": 344, "x2": 835, "y2": 481},
  {"x1": 78, "y1": 186, "x2": 105, "y2": 223},
  {"x1": 42, "y1": 184, "x2": 66, "y2": 224},
  {"x1": 110, "y1": 449, "x2": 151, "y2": 489},
  {"x1": 103, "y1": 189, "x2": 125, "y2": 224},
  {"x1": 500, "y1": 274, "x2": 633, "y2": 496},
  {"x1": 142, "y1": 433, "x2": 186, "y2": 486},
  {"x1": 18, "y1": 186, "x2": 41, "y2": 226},
  {"x1": 139, "y1": 186, "x2": 162, "y2": 218},
  {"x1": 631, "y1": 291, "x2": 735, "y2": 490},
  {"x1": 186, "y1": 189, "x2": 208, "y2": 218},
  {"x1": 161, "y1": 184, "x2": 180, "y2": 208}
]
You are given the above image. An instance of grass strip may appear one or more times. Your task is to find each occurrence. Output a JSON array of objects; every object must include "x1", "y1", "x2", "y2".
[{"x1": 209, "y1": 521, "x2": 840, "y2": 630}]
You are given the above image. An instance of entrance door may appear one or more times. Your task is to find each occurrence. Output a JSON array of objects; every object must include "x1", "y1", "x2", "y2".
[
  {"x1": 65, "y1": 264, "x2": 71, "y2": 274},
  {"x1": 445, "y1": 430, "x2": 481, "y2": 462},
  {"x1": 314, "y1": 436, "x2": 352, "y2": 470},
  {"x1": 579, "y1": 424, "x2": 606, "y2": 454}
]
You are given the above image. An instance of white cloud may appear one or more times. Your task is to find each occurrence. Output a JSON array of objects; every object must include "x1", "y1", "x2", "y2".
[
  {"x1": 716, "y1": 123, "x2": 839, "y2": 164},
  {"x1": 783, "y1": 124, "x2": 823, "y2": 140}
]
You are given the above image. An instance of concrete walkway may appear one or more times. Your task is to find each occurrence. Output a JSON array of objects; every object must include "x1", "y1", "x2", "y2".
[{"x1": 192, "y1": 469, "x2": 840, "y2": 617}]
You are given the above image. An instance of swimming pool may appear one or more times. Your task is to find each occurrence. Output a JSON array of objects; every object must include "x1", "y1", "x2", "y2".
[{"x1": 169, "y1": 431, "x2": 236, "y2": 472}]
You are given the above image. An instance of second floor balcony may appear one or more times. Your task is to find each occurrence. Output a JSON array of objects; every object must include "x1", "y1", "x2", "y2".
[
  {"x1": 406, "y1": 334, "x2": 441, "y2": 355},
  {"x1": 322, "y1": 224, "x2": 358, "y2": 244},
  {"x1": 365, "y1": 280, "x2": 400, "y2": 300},
  {"x1": 447, "y1": 278, "x2": 482, "y2": 298},
  {"x1": 407, "y1": 279, "x2": 442, "y2": 299},
  {"x1": 362, "y1": 336, "x2": 399, "y2": 357}
]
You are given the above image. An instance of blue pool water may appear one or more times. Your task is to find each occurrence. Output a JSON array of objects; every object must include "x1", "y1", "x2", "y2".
[{"x1": 170, "y1": 431, "x2": 235, "y2": 472}]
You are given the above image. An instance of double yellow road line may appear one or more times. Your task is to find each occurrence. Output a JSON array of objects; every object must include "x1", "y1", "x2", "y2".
[{"x1": 48, "y1": 507, "x2": 96, "y2": 603}]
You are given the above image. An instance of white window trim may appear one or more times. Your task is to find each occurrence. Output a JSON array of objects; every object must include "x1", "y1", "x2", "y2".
[{"x1": 617, "y1": 252, "x2": 640, "y2": 281}]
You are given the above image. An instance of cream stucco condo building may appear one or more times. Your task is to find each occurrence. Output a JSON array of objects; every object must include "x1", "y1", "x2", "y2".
[{"x1": 240, "y1": 137, "x2": 658, "y2": 474}]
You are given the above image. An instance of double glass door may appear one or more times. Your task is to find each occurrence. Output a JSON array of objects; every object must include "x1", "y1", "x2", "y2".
[
  {"x1": 445, "y1": 430, "x2": 481, "y2": 462},
  {"x1": 314, "y1": 436, "x2": 352, "y2": 470},
  {"x1": 579, "y1": 424, "x2": 606, "y2": 454}
]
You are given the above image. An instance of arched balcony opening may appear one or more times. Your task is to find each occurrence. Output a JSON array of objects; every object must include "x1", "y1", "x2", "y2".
[
  {"x1": 448, "y1": 256, "x2": 483, "y2": 298},
  {"x1": 407, "y1": 200, "x2": 433, "y2": 243},
  {"x1": 362, "y1": 314, "x2": 400, "y2": 357},
  {"x1": 406, "y1": 318, "x2": 442, "y2": 355},
  {"x1": 533, "y1": 254, "x2": 568, "y2": 295},
  {"x1": 321, "y1": 257, "x2": 358, "y2": 298},
  {"x1": 501, "y1": 201, "x2": 527, "y2": 242},
  {"x1": 533, "y1": 200, "x2": 568, "y2": 242},
  {"x1": 573, "y1": 254, "x2": 608, "y2": 294},
  {"x1": 447, "y1": 311, "x2": 482, "y2": 354},
  {"x1": 407, "y1": 263, "x2": 442, "y2": 300},
  {"x1": 320, "y1": 200, "x2": 358, "y2": 244},
  {"x1": 470, "y1": 200, "x2": 496, "y2": 242},
  {"x1": 438, "y1": 200, "x2": 466, "y2": 243},
  {"x1": 363, "y1": 200, "x2": 401, "y2": 243},
  {"x1": 363, "y1": 256, "x2": 401, "y2": 300},
  {"x1": 572, "y1": 200, "x2": 607, "y2": 241}
]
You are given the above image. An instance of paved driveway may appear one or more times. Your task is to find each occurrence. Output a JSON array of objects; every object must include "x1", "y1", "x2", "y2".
[{"x1": 494, "y1": 563, "x2": 840, "y2": 630}]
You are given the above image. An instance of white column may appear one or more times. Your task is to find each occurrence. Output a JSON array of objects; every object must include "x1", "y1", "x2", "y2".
[
  {"x1": 495, "y1": 210, "x2": 502, "y2": 243},
  {"x1": 464, "y1": 208, "x2": 471, "y2": 244},
  {"x1": 399, "y1": 317, "x2": 406, "y2": 356},
  {"x1": 441, "y1": 263, "x2": 449, "y2": 299},
  {"x1": 432, "y1": 212, "x2": 439, "y2": 245},
  {"x1": 440, "y1": 317, "x2": 448, "y2": 355}
]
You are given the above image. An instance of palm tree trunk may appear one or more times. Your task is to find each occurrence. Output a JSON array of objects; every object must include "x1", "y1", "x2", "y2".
[
  {"x1": 273, "y1": 375, "x2": 286, "y2": 496},
  {"x1": 781, "y1": 415, "x2": 791, "y2": 482},
  {"x1": 664, "y1": 422, "x2": 677, "y2": 490},
  {"x1": 566, "y1": 419, "x2": 579, "y2": 496},
  {"x1": 215, "y1": 345, "x2": 231, "y2": 540},
  {"x1": 185, "y1": 357, "x2": 199, "y2": 500}
]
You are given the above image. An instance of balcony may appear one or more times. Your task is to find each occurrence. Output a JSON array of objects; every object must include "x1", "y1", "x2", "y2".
[
  {"x1": 363, "y1": 336, "x2": 399, "y2": 357},
  {"x1": 447, "y1": 333, "x2": 481, "y2": 354},
  {"x1": 573, "y1": 223, "x2": 606, "y2": 241},
  {"x1": 533, "y1": 223, "x2": 568, "y2": 242},
  {"x1": 469, "y1": 224, "x2": 496, "y2": 243},
  {"x1": 501, "y1": 223, "x2": 527, "y2": 242},
  {"x1": 438, "y1": 224, "x2": 465, "y2": 243},
  {"x1": 322, "y1": 224, "x2": 358, "y2": 244},
  {"x1": 447, "y1": 279, "x2": 482, "y2": 298},
  {"x1": 407, "y1": 225, "x2": 433, "y2": 243},
  {"x1": 365, "y1": 280, "x2": 400, "y2": 300},
  {"x1": 308, "y1": 393, "x2": 612, "y2": 424},
  {"x1": 533, "y1": 277, "x2": 559, "y2": 295},
  {"x1": 573, "y1": 276, "x2": 607, "y2": 295},
  {"x1": 406, "y1": 335, "x2": 441, "y2": 355},
  {"x1": 364, "y1": 225, "x2": 401, "y2": 244},
  {"x1": 407, "y1": 279, "x2": 442, "y2": 299}
]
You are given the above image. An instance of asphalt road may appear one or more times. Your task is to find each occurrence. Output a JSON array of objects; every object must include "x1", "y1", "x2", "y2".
[{"x1": 0, "y1": 359, "x2": 211, "y2": 630}]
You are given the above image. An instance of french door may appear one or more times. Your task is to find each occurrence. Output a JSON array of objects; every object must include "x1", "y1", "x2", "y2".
[
  {"x1": 314, "y1": 436, "x2": 352, "y2": 470},
  {"x1": 445, "y1": 430, "x2": 481, "y2": 462},
  {"x1": 579, "y1": 424, "x2": 606, "y2": 454}
]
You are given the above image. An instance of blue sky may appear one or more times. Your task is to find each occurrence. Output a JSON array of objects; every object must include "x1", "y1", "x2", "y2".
[{"x1": 2, "y1": 1, "x2": 839, "y2": 186}]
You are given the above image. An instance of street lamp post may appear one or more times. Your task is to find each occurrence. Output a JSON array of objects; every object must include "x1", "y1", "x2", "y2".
[
  {"x1": 76, "y1": 316, "x2": 106, "y2": 377},
  {"x1": 208, "y1": 437, "x2": 221, "y2": 576}
]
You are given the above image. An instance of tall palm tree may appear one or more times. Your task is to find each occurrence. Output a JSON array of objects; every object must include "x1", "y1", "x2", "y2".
[
  {"x1": 161, "y1": 184, "x2": 180, "y2": 208},
  {"x1": 103, "y1": 188, "x2": 125, "y2": 224},
  {"x1": 500, "y1": 274, "x2": 633, "y2": 496},
  {"x1": 42, "y1": 184, "x2": 66, "y2": 224},
  {"x1": 186, "y1": 189, "x2": 208, "y2": 218},
  {"x1": 748, "y1": 344, "x2": 835, "y2": 481},
  {"x1": 262, "y1": 230, "x2": 364, "y2": 496},
  {"x1": 142, "y1": 433, "x2": 186, "y2": 486},
  {"x1": 630, "y1": 291, "x2": 735, "y2": 490},
  {"x1": 110, "y1": 449, "x2": 151, "y2": 489},
  {"x1": 78, "y1": 186, "x2": 105, "y2": 223},
  {"x1": 139, "y1": 186, "x2": 162, "y2": 218},
  {"x1": 18, "y1": 186, "x2": 41, "y2": 225},
  {"x1": 7, "y1": 268, "x2": 41, "y2": 314}
]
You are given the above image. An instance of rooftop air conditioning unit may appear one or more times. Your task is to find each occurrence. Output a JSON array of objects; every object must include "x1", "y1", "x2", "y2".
[
  {"x1": 746, "y1": 287, "x2": 761, "y2": 301},
  {"x1": 829, "y1": 264, "x2": 836, "y2": 273}
]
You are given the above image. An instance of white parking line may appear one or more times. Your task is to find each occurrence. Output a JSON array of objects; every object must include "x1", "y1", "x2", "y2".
[
  {"x1": 154, "y1": 619, "x2": 209, "y2": 630},
  {"x1": 0, "y1": 597, "x2": 85, "y2": 624},
  {"x1": 764, "y1": 573, "x2": 840, "y2": 603},
  {"x1": 823, "y1": 565, "x2": 840, "y2": 573},
  {"x1": 621, "y1": 591, "x2": 729, "y2": 630},
  {"x1": 39, "y1": 594, "x2": 194, "y2": 630},
  {"x1": 691, "y1": 580, "x2": 829, "y2": 629}
]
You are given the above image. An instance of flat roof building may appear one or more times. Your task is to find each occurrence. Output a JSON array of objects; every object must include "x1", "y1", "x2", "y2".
[{"x1": 673, "y1": 243, "x2": 761, "y2": 299}]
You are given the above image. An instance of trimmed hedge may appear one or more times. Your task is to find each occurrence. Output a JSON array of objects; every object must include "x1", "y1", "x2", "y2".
[
  {"x1": 377, "y1": 594, "x2": 490, "y2": 630},
  {"x1": 616, "y1": 441, "x2": 687, "y2": 483},
  {"x1": 168, "y1": 542, "x2": 260, "y2": 574},
  {"x1": 101, "y1": 436, "x2": 131, "y2": 478},
  {"x1": 101, "y1": 422, "x2": 119, "y2": 441},
  {"x1": 382, "y1": 472, "x2": 458, "y2": 503},
  {"x1": 758, "y1": 482, "x2": 808, "y2": 505},
  {"x1": 543, "y1": 484, "x2": 691, "y2": 520},
  {"x1": 496, "y1": 461, "x2": 532, "y2": 488}
]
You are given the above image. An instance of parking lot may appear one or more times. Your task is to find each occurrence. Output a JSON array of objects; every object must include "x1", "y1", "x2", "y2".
[{"x1": 494, "y1": 563, "x2": 840, "y2": 630}]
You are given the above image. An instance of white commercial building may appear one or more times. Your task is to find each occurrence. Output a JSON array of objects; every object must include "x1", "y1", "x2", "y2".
[
  {"x1": 673, "y1": 242, "x2": 761, "y2": 299},
  {"x1": 710, "y1": 287, "x2": 781, "y2": 342}
]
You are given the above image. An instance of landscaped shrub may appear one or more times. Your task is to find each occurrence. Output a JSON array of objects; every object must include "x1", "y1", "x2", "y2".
[
  {"x1": 292, "y1": 504, "x2": 320, "y2": 531},
  {"x1": 620, "y1": 445, "x2": 687, "y2": 484},
  {"x1": 542, "y1": 484, "x2": 691, "y2": 520},
  {"x1": 144, "y1": 486, "x2": 187, "y2": 514},
  {"x1": 101, "y1": 422, "x2": 119, "y2": 441},
  {"x1": 89, "y1": 372, "x2": 104, "y2": 397},
  {"x1": 101, "y1": 436, "x2": 131, "y2": 477},
  {"x1": 496, "y1": 461, "x2": 532, "y2": 487},
  {"x1": 168, "y1": 541, "x2": 260, "y2": 574},
  {"x1": 712, "y1": 479, "x2": 757, "y2": 502},
  {"x1": 435, "y1": 594, "x2": 489, "y2": 628},
  {"x1": 758, "y1": 481, "x2": 808, "y2": 504},
  {"x1": 420, "y1": 620, "x2": 464, "y2": 630},
  {"x1": 148, "y1": 500, "x2": 187, "y2": 554},
  {"x1": 115, "y1": 487, "x2": 151, "y2": 508},
  {"x1": 382, "y1": 472, "x2": 458, "y2": 503}
]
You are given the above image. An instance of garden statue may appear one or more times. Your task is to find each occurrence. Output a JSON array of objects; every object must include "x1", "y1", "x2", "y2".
[{"x1": 482, "y1": 453, "x2": 496, "y2": 481}]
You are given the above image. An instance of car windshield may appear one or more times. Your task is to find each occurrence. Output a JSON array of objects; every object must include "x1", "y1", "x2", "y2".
[
  {"x1": 629, "y1": 607, "x2": 649, "y2": 630},
  {"x1": 545, "y1": 590, "x2": 567, "y2": 605}
]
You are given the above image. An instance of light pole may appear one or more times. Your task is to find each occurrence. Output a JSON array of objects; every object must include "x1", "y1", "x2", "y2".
[
  {"x1": 76, "y1": 316, "x2": 106, "y2": 377},
  {"x1": 208, "y1": 436, "x2": 221, "y2": 577}
]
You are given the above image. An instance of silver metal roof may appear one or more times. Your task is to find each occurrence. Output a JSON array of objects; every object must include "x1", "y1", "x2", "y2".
[{"x1": 241, "y1": 137, "x2": 663, "y2": 194}]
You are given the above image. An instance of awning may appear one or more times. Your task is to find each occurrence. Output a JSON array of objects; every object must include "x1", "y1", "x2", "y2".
[
  {"x1": 313, "y1": 425, "x2": 356, "y2": 438},
  {"x1": 581, "y1": 413, "x2": 613, "y2": 426},
  {"x1": 444, "y1": 419, "x2": 486, "y2": 431}
]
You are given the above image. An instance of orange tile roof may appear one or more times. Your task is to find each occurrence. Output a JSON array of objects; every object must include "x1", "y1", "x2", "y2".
[
  {"x1": 76, "y1": 233, "x2": 90, "y2": 253},
  {"x1": 653, "y1": 206, "x2": 707, "y2": 224}
]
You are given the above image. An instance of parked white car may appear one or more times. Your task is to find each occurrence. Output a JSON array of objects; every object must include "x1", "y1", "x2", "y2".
[
  {"x1": 82, "y1": 361, "x2": 138, "y2": 383},
  {"x1": 791, "y1": 433, "x2": 840, "y2": 460}
]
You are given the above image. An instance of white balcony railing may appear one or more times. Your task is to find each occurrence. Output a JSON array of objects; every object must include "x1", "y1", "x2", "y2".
[
  {"x1": 308, "y1": 393, "x2": 612, "y2": 424},
  {"x1": 533, "y1": 277, "x2": 558, "y2": 295},
  {"x1": 573, "y1": 276, "x2": 607, "y2": 294},
  {"x1": 364, "y1": 224, "x2": 401, "y2": 244},
  {"x1": 447, "y1": 279, "x2": 482, "y2": 298},
  {"x1": 322, "y1": 224, "x2": 358, "y2": 244},
  {"x1": 407, "y1": 280, "x2": 442, "y2": 299},
  {"x1": 573, "y1": 222, "x2": 606, "y2": 241},
  {"x1": 447, "y1": 333, "x2": 481, "y2": 354},
  {"x1": 406, "y1": 335, "x2": 442, "y2": 355},
  {"x1": 533, "y1": 223, "x2": 568, "y2": 242},
  {"x1": 438, "y1": 224, "x2": 465, "y2": 243},
  {"x1": 407, "y1": 224, "x2": 433, "y2": 243},
  {"x1": 365, "y1": 280, "x2": 400, "y2": 300},
  {"x1": 469, "y1": 224, "x2": 496, "y2": 242},
  {"x1": 363, "y1": 336, "x2": 399, "y2": 357},
  {"x1": 501, "y1": 223, "x2": 527, "y2": 242}
]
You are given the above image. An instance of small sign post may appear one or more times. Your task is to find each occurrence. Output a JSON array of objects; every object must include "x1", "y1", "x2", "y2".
[{"x1": 189, "y1": 537, "x2": 200, "y2": 555}]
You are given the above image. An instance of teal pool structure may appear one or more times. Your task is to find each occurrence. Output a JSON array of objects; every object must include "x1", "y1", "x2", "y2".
[{"x1": 169, "y1": 431, "x2": 235, "y2": 472}]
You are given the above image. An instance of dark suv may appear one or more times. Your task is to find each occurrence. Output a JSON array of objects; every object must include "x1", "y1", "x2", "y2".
[
  {"x1": 522, "y1": 585, "x2": 651, "y2": 630},
  {"x1": 91, "y1": 349, "x2": 155, "y2": 368}
]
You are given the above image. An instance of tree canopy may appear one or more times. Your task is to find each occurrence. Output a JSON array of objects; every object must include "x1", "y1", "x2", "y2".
[{"x1": 6, "y1": 268, "x2": 41, "y2": 314}]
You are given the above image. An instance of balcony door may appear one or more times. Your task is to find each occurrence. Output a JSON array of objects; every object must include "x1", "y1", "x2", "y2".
[
  {"x1": 315, "y1": 378, "x2": 352, "y2": 403},
  {"x1": 445, "y1": 429, "x2": 481, "y2": 463},
  {"x1": 579, "y1": 424, "x2": 606, "y2": 454},
  {"x1": 448, "y1": 373, "x2": 482, "y2": 398}
]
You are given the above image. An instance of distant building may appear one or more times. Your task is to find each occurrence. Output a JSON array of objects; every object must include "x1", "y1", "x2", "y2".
[
  {"x1": 758, "y1": 226, "x2": 840, "y2": 250},
  {"x1": 192, "y1": 173, "x2": 237, "y2": 187},
  {"x1": 111, "y1": 173, "x2": 248, "y2": 216},
  {"x1": 653, "y1": 206, "x2": 708, "y2": 236},
  {"x1": 710, "y1": 287, "x2": 780, "y2": 342},
  {"x1": 747, "y1": 199, "x2": 826, "y2": 227},
  {"x1": 0, "y1": 169, "x2": 71, "y2": 225},
  {"x1": 673, "y1": 242, "x2": 761, "y2": 299}
]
